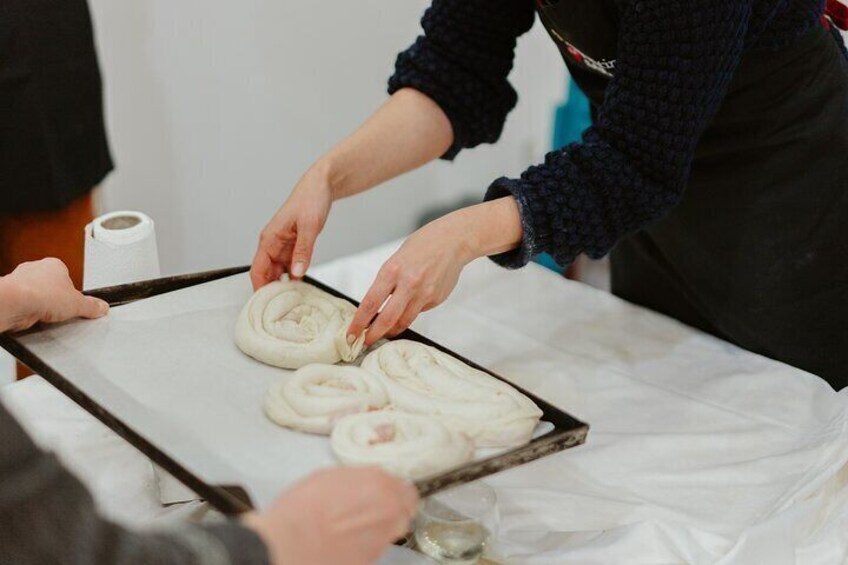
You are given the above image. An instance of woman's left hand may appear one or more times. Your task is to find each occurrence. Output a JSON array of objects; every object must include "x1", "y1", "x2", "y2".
[{"x1": 347, "y1": 215, "x2": 476, "y2": 347}]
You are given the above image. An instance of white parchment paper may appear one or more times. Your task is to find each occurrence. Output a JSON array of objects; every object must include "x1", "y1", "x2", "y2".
[
  {"x1": 18, "y1": 272, "x2": 550, "y2": 509},
  {"x1": 19, "y1": 274, "x2": 337, "y2": 509}
]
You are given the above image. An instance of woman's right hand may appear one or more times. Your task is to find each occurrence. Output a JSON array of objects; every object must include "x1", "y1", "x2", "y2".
[
  {"x1": 243, "y1": 467, "x2": 418, "y2": 565},
  {"x1": 250, "y1": 169, "x2": 334, "y2": 290}
]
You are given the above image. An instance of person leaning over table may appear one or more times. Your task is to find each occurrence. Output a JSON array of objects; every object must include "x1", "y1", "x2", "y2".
[
  {"x1": 0, "y1": 259, "x2": 418, "y2": 564},
  {"x1": 251, "y1": 0, "x2": 848, "y2": 387},
  {"x1": 1, "y1": 0, "x2": 114, "y2": 379}
]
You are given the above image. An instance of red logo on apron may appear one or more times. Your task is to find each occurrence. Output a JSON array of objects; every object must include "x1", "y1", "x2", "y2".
[{"x1": 566, "y1": 44, "x2": 584, "y2": 64}]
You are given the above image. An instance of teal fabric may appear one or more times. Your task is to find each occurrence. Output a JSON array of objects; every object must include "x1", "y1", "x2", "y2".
[{"x1": 553, "y1": 83, "x2": 592, "y2": 151}]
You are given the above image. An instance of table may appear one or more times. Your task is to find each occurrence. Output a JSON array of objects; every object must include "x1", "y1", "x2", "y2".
[{"x1": 4, "y1": 241, "x2": 848, "y2": 564}]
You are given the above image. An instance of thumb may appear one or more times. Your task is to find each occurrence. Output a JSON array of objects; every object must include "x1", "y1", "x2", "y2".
[
  {"x1": 78, "y1": 295, "x2": 110, "y2": 319},
  {"x1": 289, "y1": 222, "x2": 319, "y2": 279}
]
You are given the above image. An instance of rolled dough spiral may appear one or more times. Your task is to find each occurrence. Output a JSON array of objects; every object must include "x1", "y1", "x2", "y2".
[
  {"x1": 235, "y1": 280, "x2": 365, "y2": 369},
  {"x1": 330, "y1": 411, "x2": 474, "y2": 480},
  {"x1": 264, "y1": 364, "x2": 388, "y2": 434},
  {"x1": 361, "y1": 340, "x2": 542, "y2": 447}
]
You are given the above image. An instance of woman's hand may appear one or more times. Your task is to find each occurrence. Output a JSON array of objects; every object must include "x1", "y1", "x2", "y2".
[
  {"x1": 250, "y1": 89, "x2": 454, "y2": 291},
  {"x1": 0, "y1": 258, "x2": 109, "y2": 333},
  {"x1": 347, "y1": 197, "x2": 523, "y2": 346},
  {"x1": 347, "y1": 213, "x2": 477, "y2": 347},
  {"x1": 242, "y1": 467, "x2": 418, "y2": 565},
  {"x1": 250, "y1": 169, "x2": 334, "y2": 290}
]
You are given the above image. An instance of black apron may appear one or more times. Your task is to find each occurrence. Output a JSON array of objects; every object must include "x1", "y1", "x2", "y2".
[
  {"x1": 536, "y1": 0, "x2": 848, "y2": 387},
  {"x1": 0, "y1": 0, "x2": 113, "y2": 213}
]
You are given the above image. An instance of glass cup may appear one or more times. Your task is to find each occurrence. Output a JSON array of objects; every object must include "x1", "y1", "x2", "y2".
[{"x1": 413, "y1": 482, "x2": 499, "y2": 565}]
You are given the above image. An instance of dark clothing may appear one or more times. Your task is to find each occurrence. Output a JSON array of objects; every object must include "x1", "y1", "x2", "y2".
[
  {"x1": 389, "y1": 0, "x2": 832, "y2": 267},
  {"x1": 0, "y1": 401, "x2": 269, "y2": 565},
  {"x1": 0, "y1": 0, "x2": 113, "y2": 213},
  {"x1": 388, "y1": 0, "x2": 848, "y2": 387},
  {"x1": 611, "y1": 24, "x2": 848, "y2": 385}
]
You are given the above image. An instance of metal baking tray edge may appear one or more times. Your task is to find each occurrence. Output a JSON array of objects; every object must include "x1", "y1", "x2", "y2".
[{"x1": 0, "y1": 266, "x2": 589, "y2": 514}]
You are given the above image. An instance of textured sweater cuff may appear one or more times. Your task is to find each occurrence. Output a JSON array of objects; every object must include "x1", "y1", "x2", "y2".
[
  {"x1": 484, "y1": 176, "x2": 545, "y2": 269},
  {"x1": 202, "y1": 523, "x2": 270, "y2": 565}
]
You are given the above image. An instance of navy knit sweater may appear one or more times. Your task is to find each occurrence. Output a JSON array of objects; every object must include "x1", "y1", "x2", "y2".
[{"x1": 388, "y1": 0, "x2": 828, "y2": 268}]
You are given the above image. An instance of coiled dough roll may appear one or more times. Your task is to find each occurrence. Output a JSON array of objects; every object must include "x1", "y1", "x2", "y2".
[
  {"x1": 361, "y1": 340, "x2": 542, "y2": 447},
  {"x1": 331, "y1": 411, "x2": 474, "y2": 480},
  {"x1": 235, "y1": 279, "x2": 365, "y2": 369},
  {"x1": 264, "y1": 364, "x2": 388, "y2": 435}
]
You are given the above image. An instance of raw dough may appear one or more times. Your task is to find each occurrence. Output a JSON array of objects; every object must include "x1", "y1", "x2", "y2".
[
  {"x1": 235, "y1": 279, "x2": 365, "y2": 369},
  {"x1": 361, "y1": 340, "x2": 543, "y2": 447},
  {"x1": 264, "y1": 364, "x2": 388, "y2": 434},
  {"x1": 330, "y1": 411, "x2": 474, "y2": 480}
]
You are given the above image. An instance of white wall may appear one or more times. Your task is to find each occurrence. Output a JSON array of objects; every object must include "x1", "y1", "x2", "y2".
[{"x1": 87, "y1": 0, "x2": 566, "y2": 275}]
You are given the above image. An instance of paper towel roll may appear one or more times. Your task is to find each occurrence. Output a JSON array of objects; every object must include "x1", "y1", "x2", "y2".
[{"x1": 84, "y1": 211, "x2": 161, "y2": 291}]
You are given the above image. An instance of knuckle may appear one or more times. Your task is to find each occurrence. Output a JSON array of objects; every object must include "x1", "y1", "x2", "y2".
[
  {"x1": 258, "y1": 229, "x2": 275, "y2": 246},
  {"x1": 382, "y1": 261, "x2": 401, "y2": 278},
  {"x1": 403, "y1": 271, "x2": 424, "y2": 288},
  {"x1": 43, "y1": 257, "x2": 63, "y2": 268}
]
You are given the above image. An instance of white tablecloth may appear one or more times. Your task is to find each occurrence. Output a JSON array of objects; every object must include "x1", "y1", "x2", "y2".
[{"x1": 4, "y1": 241, "x2": 848, "y2": 564}]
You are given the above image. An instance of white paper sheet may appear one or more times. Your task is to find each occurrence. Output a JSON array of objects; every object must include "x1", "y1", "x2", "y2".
[
  {"x1": 19, "y1": 274, "x2": 340, "y2": 508},
  {"x1": 16, "y1": 271, "x2": 552, "y2": 509}
]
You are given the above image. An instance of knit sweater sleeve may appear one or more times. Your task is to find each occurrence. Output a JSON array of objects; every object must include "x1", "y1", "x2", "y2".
[
  {"x1": 485, "y1": 0, "x2": 755, "y2": 268},
  {"x1": 388, "y1": 0, "x2": 536, "y2": 159}
]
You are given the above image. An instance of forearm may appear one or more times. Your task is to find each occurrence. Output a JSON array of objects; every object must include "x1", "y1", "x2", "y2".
[
  {"x1": 312, "y1": 88, "x2": 453, "y2": 200},
  {"x1": 442, "y1": 197, "x2": 523, "y2": 263}
]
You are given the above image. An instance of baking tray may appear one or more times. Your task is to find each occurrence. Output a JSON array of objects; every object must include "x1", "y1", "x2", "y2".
[{"x1": 0, "y1": 267, "x2": 589, "y2": 515}]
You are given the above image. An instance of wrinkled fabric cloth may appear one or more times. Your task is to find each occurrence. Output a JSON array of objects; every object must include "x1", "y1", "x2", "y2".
[{"x1": 317, "y1": 242, "x2": 848, "y2": 564}]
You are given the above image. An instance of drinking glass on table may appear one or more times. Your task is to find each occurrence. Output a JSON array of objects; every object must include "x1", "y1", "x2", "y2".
[{"x1": 413, "y1": 482, "x2": 499, "y2": 565}]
